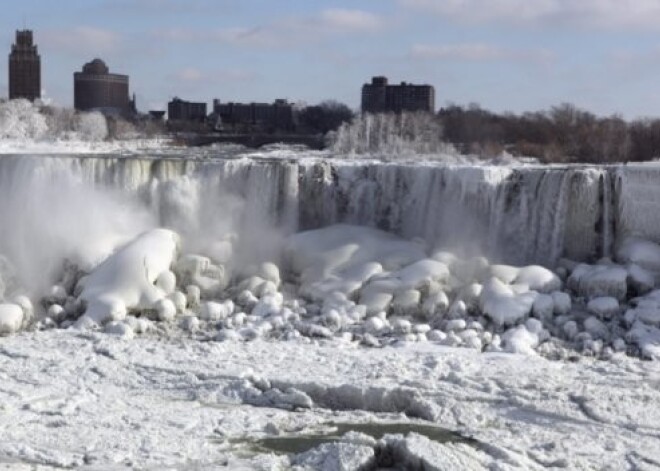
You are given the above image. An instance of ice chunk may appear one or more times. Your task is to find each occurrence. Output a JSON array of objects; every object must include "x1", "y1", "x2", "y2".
[
  {"x1": 480, "y1": 277, "x2": 537, "y2": 326},
  {"x1": 627, "y1": 264, "x2": 655, "y2": 295},
  {"x1": 584, "y1": 316, "x2": 610, "y2": 341},
  {"x1": 391, "y1": 289, "x2": 421, "y2": 316},
  {"x1": 76, "y1": 229, "x2": 179, "y2": 326},
  {"x1": 488, "y1": 264, "x2": 520, "y2": 284},
  {"x1": 532, "y1": 293, "x2": 554, "y2": 319},
  {"x1": 501, "y1": 325, "x2": 539, "y2": 355},
  {"x1": 201, "y1": 300, "x2": 234, "y2": 321},
  {"x1": 551, "y1": 291, "x2": 572, "y2": 315},
  {"x1": 360, "y1": 290, "x2": 393, "y2": 316},
  {"x1": 617, "y1": 237, "x2": 660, "y2": 272},
  {"x1": 0, "y1": 304, "x2": 24, "y2": 335},
  {"x1": 155, "y1": 298, "x2": 176, "y2": 322},
  {"x1": 587, "y1": 297, "x2": 619, "y2": 320},
  {"x1": 567, "y1": 264, "x2": 628, "y2": 301},
  {"x1": 514, "y1": 265, "x2": 562, "y2": 293},
  {"x1": 627, "y1": 320, "x2": 660, "y2": 359}
]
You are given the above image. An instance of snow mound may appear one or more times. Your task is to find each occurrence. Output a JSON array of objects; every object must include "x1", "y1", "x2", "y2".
[
  {"x1": 567, "y1": 264, "x2": 628, "y2": 300},
  {"x1": 76, "y1": 229, "x2": 180, "y2": 325},
  {"x1": 617, "y1": 237, "x2": 660, "y2": 272},
  {"x1": 480, "y1": 277, "x2": 537, "y2": 326}
]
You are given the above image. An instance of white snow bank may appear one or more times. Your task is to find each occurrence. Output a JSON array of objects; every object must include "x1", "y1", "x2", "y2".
[{"x1": 76, "y1": 229, "x2": 180, "y2": 325}]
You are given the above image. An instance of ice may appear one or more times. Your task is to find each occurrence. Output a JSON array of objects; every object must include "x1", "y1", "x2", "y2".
[
  {"x1": 587, "y1": 297, "x2": 619, "y2": 319},
  {"x1": 501, "y1": 324, "x2": 540, "y2": 354},
  {"x1": 514, "y1": 265, "x2": 562, "y2": 293},
  {"x1": 0, "y1": 304, "x2": 24, "y2": 334},
  {"x1": 567, "y1": 264, "x2": 628, "y2": 300},
  {"x1": 617, "y1": 237, "x2": 660, "y2": 272},
  {"x1": 480, "y1": 277, "x2": 537, "y2": 326},
  {"x1": 293, "y1": 441, "x2": 375, "y2": 470},
  {"x1": 76, "y1": 229, "x2": 180, "y2": 325}
]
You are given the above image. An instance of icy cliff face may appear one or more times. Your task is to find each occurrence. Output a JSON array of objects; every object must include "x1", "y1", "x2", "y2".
[{"x1": 0, "y1": 152, "x2": 644, "y2": 296}]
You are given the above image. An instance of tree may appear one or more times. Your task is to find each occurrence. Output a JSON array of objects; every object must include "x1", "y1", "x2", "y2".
[{"x1": 298, "y1": 100, "x2": 355, "y2": 134}]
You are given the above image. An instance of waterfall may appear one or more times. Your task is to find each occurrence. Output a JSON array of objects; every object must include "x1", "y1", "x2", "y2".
[{"x1": 0, "y1": 153, "x2": 657, "y2": 294}]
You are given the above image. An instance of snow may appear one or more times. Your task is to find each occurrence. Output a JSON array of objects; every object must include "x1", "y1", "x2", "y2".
[
  {"x1": 76, "y1": 229, "x2": 180, "y2": 325},
  {"x1": 479, "y1": 277, "x2": 537, "y2": 326},
  {"x1": 617, "y1": 237, "x2": 660, "y2": 272},
  {"x1": 0, "y1": 330, "x2": 657, "y2": 469},
  {"x1": 567, "y1": 264, "x2": 629, "y2": 300},
  {"x1": 1, "y1": 145, "x2": 660, "y2": 468},
  {"x1": 0, "y1": 304, "x2": 24, "y2": 334}
]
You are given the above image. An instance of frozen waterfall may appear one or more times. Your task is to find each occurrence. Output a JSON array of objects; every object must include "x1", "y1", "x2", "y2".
[{"x1": 1, "y1": 153, "x2": 657, "y2": 296}]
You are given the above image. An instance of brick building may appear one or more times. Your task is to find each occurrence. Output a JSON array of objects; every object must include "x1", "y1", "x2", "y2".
[
  {"x1": 361, "y1": 76, "x2": 435, "y2": 114},
  {"x1": 212, "y1": 99, "x2": 294, "y2": 132},
  {"x1": 74, "y1": 59, "x2": 134, "y2": 115},
  {"x1": 8, "y1": 30, "x2": 41, "y2": 101},
  {"x1": 167, "y1": 97, "x2": 207, "y2": 122}
]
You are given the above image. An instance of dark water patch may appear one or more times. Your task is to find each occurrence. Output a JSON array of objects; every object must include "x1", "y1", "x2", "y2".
[{"x1": 249, "y1": 421, "x2": 474, "y2": 455}]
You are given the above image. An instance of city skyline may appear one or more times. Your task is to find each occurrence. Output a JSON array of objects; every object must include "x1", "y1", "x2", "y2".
[{"x1": 2, "y1": 1, "x2": 660, "y2": 118}]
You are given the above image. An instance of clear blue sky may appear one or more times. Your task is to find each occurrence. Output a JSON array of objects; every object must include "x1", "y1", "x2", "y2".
[{"x1": 2, "y1": 0, "x2": 660, "y2": 119}]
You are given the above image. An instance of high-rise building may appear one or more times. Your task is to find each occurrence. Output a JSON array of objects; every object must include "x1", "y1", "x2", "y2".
[
  {"x1": 74, "y1": 58, "x2": 134, "y2": 115},
  {"x1": 361, "y1": 76, "x2": 435, "y2": 114},
  {"x1": 8, "y1": 30, "x2": 41, "y2": 101}
]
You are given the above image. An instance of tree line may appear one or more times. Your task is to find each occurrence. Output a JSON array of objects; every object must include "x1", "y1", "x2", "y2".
[{"x1": 438, "y1": 103, "x2": 660, "y2": 163}]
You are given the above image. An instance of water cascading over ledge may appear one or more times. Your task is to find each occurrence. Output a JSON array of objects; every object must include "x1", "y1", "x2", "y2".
[{"x1": 0, "y1": 154, "x2": 656, "y2": 272}]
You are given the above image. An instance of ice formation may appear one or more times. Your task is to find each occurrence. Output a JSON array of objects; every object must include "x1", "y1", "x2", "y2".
[{"x1": 0, "y1": 143, "x2": 658, "y2": 468}]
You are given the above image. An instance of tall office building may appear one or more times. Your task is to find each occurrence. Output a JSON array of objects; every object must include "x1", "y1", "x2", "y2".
[
  {"x1": 8, "y1": 30, "x2": 41, "y2": 101},
  {"x1": 361, "y1": 76, "x2": 435, "y2": 113},
  {"x1": 74, "y1": 58, "x2": 134, "y2": 115}
]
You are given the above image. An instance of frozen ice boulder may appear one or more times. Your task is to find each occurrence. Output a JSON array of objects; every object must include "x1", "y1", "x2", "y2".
[
  {"x1": 360, "y1": 290, "x2": 393, "y2": 316},
  {"x1": 514, "y1": 265, "x2": 562, "y2": 293},
  {"x1": 584, "y1": 316, "x2": 610, "y2": 341},
  {"x1": 627, "y1": 320, "x2": 660, "y2": 359},
  {"x1": 567, "y1": 264, "x2": 628, "y2": 301},
  {"x1": 532, "y1": 293, "x2": 554, "y2": 320},
  {"x1": 587, "y1": 297, "x2": 619, "y2": 320},
  {"x1": 627, "y1": 264, "x2": 655, "y2": 295},
  {"x1": 551, "y1": 291, "x2": 572, "y2": 315},
  {"x1": 480, "y1": 277, "x2": 537, "y2": 326},
  {"x1": 501, "y1": 325, "x2": 540, "y2": 355},
  {"x1": 617, "y1": 237, "x2": 660, "y2": 272},
  {"x1": 76, "y1": 229, "x2": 180, "y2": 326},
  {"x1": 174, "y1": 254, "x2": 226, "y2": 297},
  {"x1": 0, "y1": 304, "x2": 24, "y2": 335},
  {"x1": 488, "y1": 265, "x2": 520, "y2": 285},
  {"x1": 391, "y1": 289, "x2": 421, "y2": 316},
  {"x1": 285, "y1": 224, "x2": 425, "y2": 300},
  {"x1": 392, "y1": 259, "x2": 450, "y2": 291}
]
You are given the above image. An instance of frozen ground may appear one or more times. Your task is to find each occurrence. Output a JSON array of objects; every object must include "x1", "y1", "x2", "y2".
[{"x1": 0, "y1": 329, "x2": 658, "y2": 470}]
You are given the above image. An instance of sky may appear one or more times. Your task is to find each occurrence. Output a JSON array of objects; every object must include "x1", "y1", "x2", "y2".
[{"x1": 2, "y1": 0, "x2": 660, "y2": 119}]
